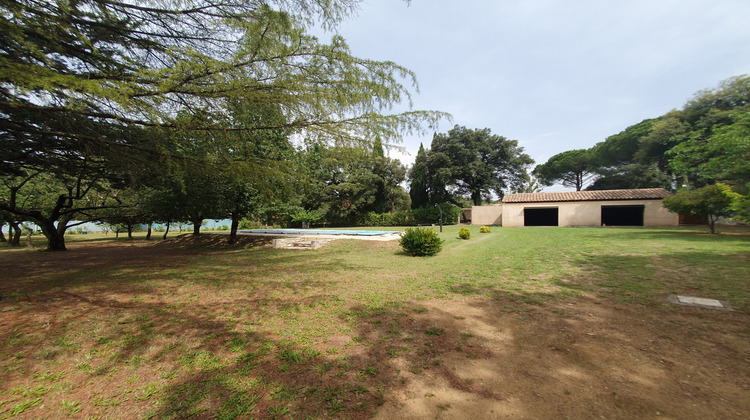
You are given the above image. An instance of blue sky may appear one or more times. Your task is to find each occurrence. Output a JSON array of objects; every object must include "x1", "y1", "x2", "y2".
[{"x1": 319, "y1": 0, "x2": 750, "y2": 188}]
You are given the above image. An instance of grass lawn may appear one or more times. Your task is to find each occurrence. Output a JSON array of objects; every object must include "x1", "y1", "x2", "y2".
[{"x1": 1, "y1": 225, "x2": 749, "y2": 419}]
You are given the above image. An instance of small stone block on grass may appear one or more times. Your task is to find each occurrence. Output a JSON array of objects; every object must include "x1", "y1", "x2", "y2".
[{"x1": 667, "y1": 295, "x2": 732, "y2": 310}]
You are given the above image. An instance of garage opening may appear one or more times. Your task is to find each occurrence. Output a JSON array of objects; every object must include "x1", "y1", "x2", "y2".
[
  {"x1": 601, "y1": 205, "x2": 644, "y2": 226},
  {"x1": 524, "y1": 207, "x2": 559, "y2": 226}
]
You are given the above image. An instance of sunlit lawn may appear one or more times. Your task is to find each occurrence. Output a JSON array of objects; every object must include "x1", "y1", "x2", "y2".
[{"x1": 1, "y1": 225, "x2": 748, "y2": 418}]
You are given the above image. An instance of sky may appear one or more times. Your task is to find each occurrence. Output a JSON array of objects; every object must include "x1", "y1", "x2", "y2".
[{"x1": 316, "y1": 0, "x2": 750, "y2": 189}]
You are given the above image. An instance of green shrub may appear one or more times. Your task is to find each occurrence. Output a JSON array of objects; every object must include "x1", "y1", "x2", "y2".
[
  {"x1": 458, "y1": 227, "x2": 471, "y2": 239},
  {"x1": 399, "y1": 227, "x2": 444, "y2": 256},
  {"x1": 411, "y1": 204, "x2": 461, "y2": 226},
  {"x1": 480, "y1": 226, "x2": 490, "y2": 233}
]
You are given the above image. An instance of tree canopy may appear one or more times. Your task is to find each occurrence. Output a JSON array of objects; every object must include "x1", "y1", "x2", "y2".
[
  {"x1": 535, "y1": 75, "x2": 749, "y2": 198},
  {"x1": 533, "y1": 149, "x2": 595, "y2": 191},
  {"x1": 408, "y1": 143, "x2": 430, "y2": 208},
  {"x1": 662, "y1": 184, "x2": 739, "y2": 234},
  {"x1": 0, "y1": 0, "x2": 446, "y2": 250},
  {"x1": 420, "y1": 125, "x2": 533, "y2": 206}
]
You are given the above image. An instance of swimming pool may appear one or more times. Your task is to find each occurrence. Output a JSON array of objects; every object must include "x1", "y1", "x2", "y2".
[{"x1": 240, "y1": 229, "x2": 396, "y2": 236}]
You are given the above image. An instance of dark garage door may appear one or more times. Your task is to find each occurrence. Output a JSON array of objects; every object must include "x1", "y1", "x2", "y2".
[
  {"x1": 601, "y1": 205, "x2": 644, "y2": 226},
  {"x1": 524, "y1": 208, "x2": 559, "y2": 226}
]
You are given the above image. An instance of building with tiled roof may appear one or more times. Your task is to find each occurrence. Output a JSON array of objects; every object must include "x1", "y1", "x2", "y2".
[
  {"x1": 501, "y1": 188, "x2": 673, "y2": 203},
  {"x1": 471, "y1": 188, "x2": 679, "y2": 227}
]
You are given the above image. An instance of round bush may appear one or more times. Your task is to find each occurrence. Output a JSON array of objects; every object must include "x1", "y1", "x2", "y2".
[
  {"x1": 480, "y1": 226, "x2": 490, "y2": 233},
  {"x1": 458, "y1": 227, "x2": 471, "y2": 240},
  {"x1": 399, "y1": 227, "x2": 444, "y2": 256}
]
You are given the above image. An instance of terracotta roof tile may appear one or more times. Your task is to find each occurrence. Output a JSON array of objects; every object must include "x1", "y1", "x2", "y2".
[{"x1": 502, "y1": 188, "x2": 672, "y2": 203}]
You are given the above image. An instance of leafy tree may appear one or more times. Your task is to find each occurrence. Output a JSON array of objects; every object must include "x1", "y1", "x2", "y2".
[
  {"x1": 1, "y1": 1, "x2": 441, "y2": 152},
  {"x1": 0, "y1": 167, "x2": 121, "y2": 251},
  {"x1": 660, "y1": 76, "x2": 750, "y2": 187},
  {"x1": 662, "y1": 184, "x2": 739, "y2": 234},
  {"x1": 408, "y1": 143, "x2": 430, "y2": 208},
  {"x1": 534, "y1": 149, "x2": 596, "y2": 191},
  {"x1": 290, "y1": 209, "x2": 323, "y2": 228},
  {"x1": 542, "y1": 75, "x2": 749, "y2": 193},
  {"x1": 300, "y1": 144, "x2": 409, "y2": 225},
  {"x1": 94, "y1": 188, "x2": 151, "y2": 239},
  {"x1": 730, "y1": 192, "x2": 750, "y2": 224},
  {"x1": 219, "y1": 99, "x2": 296, "y2": 243},
  {"x1": 681, "y1": 75, "x2": 750, "y2": 124},
  {"x1": 586, "y1": 163, "x2": 672, "y2": 191},
  {"x1": 372, "y1": 154, "x2": 410, "y2": 214},
  {"x1": 428, "y1": 125, "x2": 533, "y2": 205},
  {"x1": 634, "y1": 112, "x2": 690, "y2": 171},
  {"x1": 424, "y1": 147, "x2": 454, "y2": 205},
  {"x1": 668, "y1": 110, "x2": 750, "y2": 191},
  {"x1": 590, "y1": 119, "x2": 658, "y2": 167},
  {"x1": 0, "y1": 0, "x2": 446, "y2": 250}
]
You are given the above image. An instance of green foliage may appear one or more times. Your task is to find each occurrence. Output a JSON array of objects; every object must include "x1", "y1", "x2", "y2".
[
  {"x1": 480, "y1": 226, "x2": 490, "y2": 233},
  {"x1": 547, "y1": 75, "x2": 750, "y2": 191},
  {"x1": 590, "y1": 118, "x2": 659, "y2": 167},
  {"x1": 363, "y1": 211, "x2": 412, "y2": 226},
  {"x1": 399, "y1": 227, "x2": 444, "y2": 256},
  {"x1": 290, "y1": 209, "x2": 323, "y2": 224},
  {"x1": 458, "y1": 227, "x2": 471, "y2": 240},
  {"x1": 534, "y1": 149, "x2": 596, "y2": 191},
  {"x1": 359, "y1": 204, "x2": 462, "y2": 227},
  {"x1": 427, "y1": 126, "x2": 534, "y2": 205},
  {"x1": 668, "y1": 110, "x2": 750, "y2": 189},
  {"x1": 301, "y1": 145, "x2": 411, "y2": 225},
  {"x1": 409, "y1": 143, "x2": 431, "y2": 208},
  {"x1": 587, "y1": 163, "x2": 673, "y2": 191},
  {"x1": 730, "y1": 193, "x2": 750, "y2": 224},
  {"x1": 662, "y1": 184, "x2": 739, "y2": 233},
  {"x1": 411, "y1": 204, "x2": 462, "y2": 226},
  {"x1": 0, "y1": 0, "x2": 447, "y2": 250}
]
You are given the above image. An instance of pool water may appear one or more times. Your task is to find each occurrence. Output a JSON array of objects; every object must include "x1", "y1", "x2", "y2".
[{"x1": 240, "y1": 229, "x2": 395, "y2": 236}]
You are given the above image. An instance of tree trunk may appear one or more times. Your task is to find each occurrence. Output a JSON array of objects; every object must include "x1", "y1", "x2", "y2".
[
  {"x1": 146, "y1": 222, "x2": 152, "y2": 240},
  {"x1": 37, "y1": 220, "x2": 67, "y2": 251},
  {"x1": 708, "y1": 214, "x2": 718, "y2": 234},
  {"x1": 127, "y1": 224, "x2": 133, "y2": 239},
  {"x1": 10, "y1": 221, "x2": 21, "y2": 246},
  {"x1": 471, "y1": 191, "x2": 482, "y2": 206},
  {"x1": 115, "y1": 227, "x2": 120, "y2": 238},
  {"x1": 228, "y1": 213, "x2": 239, "y2": 245},
  {"x1": 192, "y1": 219, "x2": 202, "y2": 236},
  {"x1": 163, "y1": 221, "x2": 170, "y2": 240}
]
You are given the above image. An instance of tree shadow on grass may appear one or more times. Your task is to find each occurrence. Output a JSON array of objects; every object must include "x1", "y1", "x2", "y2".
[
  {"x1": 4, "y1": 281, "x2": 749, "y2": 419},
  {"x1": 0, "y1": 277, "x2": 511, "y2": 420},
  {"x1": 0, "y1": 235, "x2": 368, "y2": 297}
]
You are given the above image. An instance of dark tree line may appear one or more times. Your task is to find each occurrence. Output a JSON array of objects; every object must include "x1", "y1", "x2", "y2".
[
  {"x1": 408, "y1": 125, "x2": 534, "y2": 207},
  {"x1": 534, "y1": 75, "x2": 750, "y2": 197}
]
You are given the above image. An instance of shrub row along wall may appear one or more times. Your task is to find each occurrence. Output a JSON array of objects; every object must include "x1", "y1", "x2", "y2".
[{"x1": 363, "y1": 204, "x2": 462, "y2": 227}]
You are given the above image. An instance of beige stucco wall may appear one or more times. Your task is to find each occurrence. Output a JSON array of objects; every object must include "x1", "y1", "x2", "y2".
[
  {"x1": 501, "y1": 199, "x2": 679, "y2": 227},
  {"x1": 471, "y1": 205, "x2": 503, "y2": 225}
]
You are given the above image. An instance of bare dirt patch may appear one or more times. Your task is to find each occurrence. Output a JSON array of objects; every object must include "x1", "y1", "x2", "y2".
[{"x1": 374, "y1": 297, "x2": 750, "y2": 419}]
